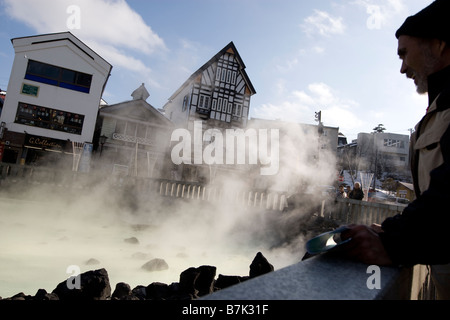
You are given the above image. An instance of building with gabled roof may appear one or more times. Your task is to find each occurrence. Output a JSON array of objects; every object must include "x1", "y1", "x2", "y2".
[
  {"x1": 97, "y1": 83, "x2": 174, "y2": 178},
  {"x1": 0, "y1": 31, "x2": 112, "y2": 168},
  {"x1": 161, "y1": 42, "x2": 257, "y2": 182},
  {"x1": 163, "y1": 41, "x2": 256, "y2": 130}
]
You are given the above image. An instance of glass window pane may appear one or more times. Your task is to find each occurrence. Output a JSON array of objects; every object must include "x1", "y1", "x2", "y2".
[
  {"x1": 61, "y1": 69, "x2": 76, "y2": 83},
  {"x1": 76, "y1": 73, "x2": 92, "y2": 87}
]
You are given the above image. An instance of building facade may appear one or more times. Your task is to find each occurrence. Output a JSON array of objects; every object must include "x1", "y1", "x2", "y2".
[
  {"x1": 162, "y1": 42, "x2": 257, "y2": 182},
  {"x1": 0, "y1": 32, "x2": 112, "y2": 169},
  {"x1": 357, "y1": 132, "x2": 410, "y2": 172},
  {"x1": 97, "y1": 84, "x2": 174, "y2": 179}
]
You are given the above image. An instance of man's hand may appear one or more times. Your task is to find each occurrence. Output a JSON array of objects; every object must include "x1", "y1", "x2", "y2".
[{"x1": 339, "y1": 224, "x2": 393, "y2": 266}]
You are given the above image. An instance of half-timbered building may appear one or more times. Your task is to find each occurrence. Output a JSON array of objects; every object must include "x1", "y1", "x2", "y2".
[
  {"x1": 162, "y1": 42, "x2": 256, "y2": 183},
  {"x1": 163, "y1": 41, "x2": 256, "y2": 130}
]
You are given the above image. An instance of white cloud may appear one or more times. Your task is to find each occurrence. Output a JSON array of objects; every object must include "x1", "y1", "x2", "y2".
[
  {"x1": 301, "y1": 10, "x2": 346, "y2": 37},
  {"x1": 3, "y1": 0, "x2": 167, "y2": 76},
  {"x1": 252, "y1": 82, "x2": 365, "y2": 134},
  {"x1": 352, "y1": 0, "x2": 406, "y2": 29}
]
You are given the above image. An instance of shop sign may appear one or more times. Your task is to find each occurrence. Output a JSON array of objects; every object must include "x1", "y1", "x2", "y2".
[{"x1": 24, "y1": 134, "x2": 67, "y2": 152}]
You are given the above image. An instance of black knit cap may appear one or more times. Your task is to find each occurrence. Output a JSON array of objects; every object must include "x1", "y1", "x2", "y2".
[{"x1": 395, "y1": 0, "x2": 450, "y2": 43}]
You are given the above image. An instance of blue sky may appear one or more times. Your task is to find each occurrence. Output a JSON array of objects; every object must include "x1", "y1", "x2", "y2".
[{"x1": 0, "y1": 0, "x2": 434, "y2": 141}]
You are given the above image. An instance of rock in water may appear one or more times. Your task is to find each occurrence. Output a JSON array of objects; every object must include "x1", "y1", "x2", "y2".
[
  {"x1": 124, "y1": 237, "x2": 139, "y2": 244},
  {"x1": 141, "y1": 258, "x2": 169, "y2": 272},
  {"x1": 85, "y1": 258, "x2": 100, "y2": 265},
  {"x1": 52, "y1": 268, "x2": 111, "y2": 300},
  {"x1": 249, "y1": 252, "x2": 274, "y2": 278}
]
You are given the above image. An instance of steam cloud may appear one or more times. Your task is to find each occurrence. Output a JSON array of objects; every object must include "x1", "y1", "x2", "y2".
[{"x1": 0, "y1": 121, "x2": 336, "y2": 298}]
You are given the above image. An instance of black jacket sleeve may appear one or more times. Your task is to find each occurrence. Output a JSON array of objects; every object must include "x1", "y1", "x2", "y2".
[{"x1": 379, "y1": 124, "x2": 450, "y2": 266}]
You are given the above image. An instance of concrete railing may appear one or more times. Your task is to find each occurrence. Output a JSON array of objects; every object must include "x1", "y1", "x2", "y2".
[
  {"x1": 203, "y1": 254, "x2": 414, "y2": 300},
  {"x1": 202, "y1": 198, "x2": 435, "y2": 300},
  {"x1": 327, "y1": 197, "x2": 404, "y2": 225}
]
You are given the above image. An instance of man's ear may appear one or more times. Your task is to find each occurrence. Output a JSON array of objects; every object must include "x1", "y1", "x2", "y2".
[
  {"x1": 439, "y1": 40, "x2": 449, "y2": 54},
  {"x1": 437, "y1": 39, "x2": 448, "y2": 56}
]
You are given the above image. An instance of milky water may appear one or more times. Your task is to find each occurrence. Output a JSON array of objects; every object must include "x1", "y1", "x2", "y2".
[{"x1": 0, "y1": 189, "x2": 303, "y2": 298}]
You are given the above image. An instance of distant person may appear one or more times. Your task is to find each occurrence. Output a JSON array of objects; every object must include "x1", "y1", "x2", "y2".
[
  {"x1": 338, "y1": 0, "x2": 450, "y2": 300},
  {"x1": 335, "y1": 185, "x2": 347, "y2": 199},
  {"x1": 348, "y1": 182, "x2": 364, "y2": 200}
]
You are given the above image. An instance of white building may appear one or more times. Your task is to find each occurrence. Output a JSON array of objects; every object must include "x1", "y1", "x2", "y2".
[
  {"x1": 0, "y1": 32, "x2": 112, "y2": 167},
  {"x1": 357, "y1": 132, "x2": 410, "y2": 171}
]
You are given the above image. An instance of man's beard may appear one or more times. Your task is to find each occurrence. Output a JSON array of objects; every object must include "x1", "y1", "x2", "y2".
[
  {"x1": 415, "y1": 72, "x2": 428, "y2": 94},
  {"x1": 413, "y1": 46, "x2": 441, "y2": 95}
]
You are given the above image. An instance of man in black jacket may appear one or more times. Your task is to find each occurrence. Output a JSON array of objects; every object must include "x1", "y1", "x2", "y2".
[{"x1": 339, "y1": 0, "x2": 450, "y2": 299}]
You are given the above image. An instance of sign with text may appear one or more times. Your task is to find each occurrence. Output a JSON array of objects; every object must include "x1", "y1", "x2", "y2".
[
  {"x1": 24, "y1": 134, "x2": 68, "y2": 152},
  {"x1": 21, "y1": 83, "x2": 39, "y2": 97}
]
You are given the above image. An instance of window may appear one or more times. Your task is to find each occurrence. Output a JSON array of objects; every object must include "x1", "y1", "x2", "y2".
[
  {"x1": 15, "y1": 102, "x2": 84, "y2": 135},
  {"x1": 125, "y1": 122, "x2": 137, "y2": 136},
  {"x1": 116, "y1": 120, "x2": 126, "y2": 134},
  {"x1": 226, "y1": 70, "x2": 232, "y2": 83},
  {"x1": 231, "y1": 72, "x2": 237, "y2": 84},
  {"x1": 217, "y1": 98, "x2": 223, "y2": 112},
  {"x1": 198, "y1": 94, "x2": 210, "y2": 109},
  {"x1": 25, "y1": 60, "x2": 92, "y2": 93},
  {"x1": 233, "y1": 103, "x2": 242, "y2": 116},
  {"x1": 383, "y1": 139, "x2": 405, "y2": 148},
  {"x1": 137, "y1": 124, "x2": 147, "y2": 138},
  {"x1": 182, "y1": 95, "x2": 189, "y2": 112},
  {"x1": 216, "y1": 67, "x2": 221, "y2": 81},
  {"x1": 221, "y1": 69, "x2": 227, "y2": 82}
]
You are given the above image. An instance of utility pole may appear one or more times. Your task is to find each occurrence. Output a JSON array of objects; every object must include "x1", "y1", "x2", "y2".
[{"x1": 315, "y1": 111, "x2": 324, "y2": 161}]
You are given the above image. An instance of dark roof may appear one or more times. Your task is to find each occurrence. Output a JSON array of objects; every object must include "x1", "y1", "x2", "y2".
[{"x1": 168, "y1": 41, "x2": 256, "y2": 101}]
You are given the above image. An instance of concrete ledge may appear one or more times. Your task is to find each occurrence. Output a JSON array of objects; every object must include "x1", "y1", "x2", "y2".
[{"x1": 203, "y1": 253, "x2": 412, "y2": 300}]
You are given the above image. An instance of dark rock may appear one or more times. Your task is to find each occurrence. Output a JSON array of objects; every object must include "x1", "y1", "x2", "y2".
[
  {"x1": 214, "y1": 275, "x2": 249, "y2": 290},
  {"x1": 131, "y1": 285, "x2": 147, "y2": 300},
  {"x1": 8, "y1": 292, "x2": 31, "y2": 300},
  {"x1": 195, "y1": 265, "x2": 217, "y2": 297},
  {"x1": 111, "y1": 282, "x2": 131, "y2": 300},
  {"x1": 146, "y1": 282, "x2": 170, "y2": 300},
  {"x1": 178, "y1": 265, "x2": 217, "y2": 298},
  {"x1": 141, "y1": 258, "x2": 169, "y2": 271},
  {"x1": 179, "y1": 267, "x2": 200, "y2": 297},
  {"x1": 155, "y1": 282, "x2": 194, "y2": 300},
  {"x1": 124, "y1": 237, "x2": 139, "y2": 244},
  {"x1": 249, "y1": 252, "x2": 274, "y2": 278},
  {"x1": 52, "y1": 268, "x2": 111, "y2": 300},
  {"x1": 120, "y1": 294, "x2": 140, "y2": 300},
  {"x1": 33, "y1": 288, "x2": 59, "y2": 300}
]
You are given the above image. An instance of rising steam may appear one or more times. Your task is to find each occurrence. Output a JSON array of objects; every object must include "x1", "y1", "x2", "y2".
[{"x1": 0, "y1": 120, "x2": 336, "y2": 298}]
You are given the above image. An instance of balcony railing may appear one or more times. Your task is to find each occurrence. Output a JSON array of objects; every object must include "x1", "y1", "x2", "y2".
[{"x1": 112, "y1": 132, "x2": 155, "y2": 147}]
